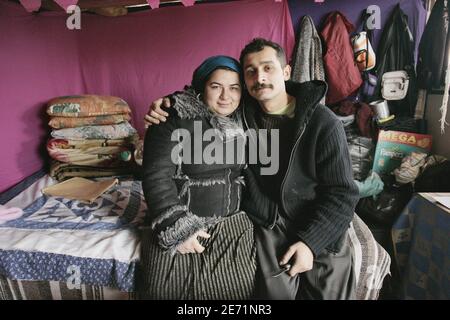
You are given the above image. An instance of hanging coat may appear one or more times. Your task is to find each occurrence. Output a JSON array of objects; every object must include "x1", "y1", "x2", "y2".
[
  {"x1": 321, "y1": 11, "x2": 363, "y2": 105},
  {"x1": 291, "y1": 15, "x2": 325, "y2": 84},
  {"x1": 399, "y1": 0, "x2": 428, "y2": 66},
  {"x1": 416, "y1": 0, "x2": 450, "y2": 89},
  {"x1": 375, "y1": 4, "x2": 418, "y2": 117}
]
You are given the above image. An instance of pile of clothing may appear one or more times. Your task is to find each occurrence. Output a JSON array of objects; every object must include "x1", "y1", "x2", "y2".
[{"x1": 46, "y1": 95, "x2": 139, "y2": 181}]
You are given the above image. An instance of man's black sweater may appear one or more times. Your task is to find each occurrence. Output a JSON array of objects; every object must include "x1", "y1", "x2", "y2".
[
  {"x1": 254, "y1": 111, "x2": 295, "y2": 203},
  {"x1": 242, "y1": 80, "x2": 359, "y2": 256}
]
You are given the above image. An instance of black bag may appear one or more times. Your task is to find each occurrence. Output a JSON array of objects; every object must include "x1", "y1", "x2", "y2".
[
  {"x1": 356, "y1": 177, "x2": 413, "y2": 226},
  {"x1": 376, "y1": 116, "x2": 428, "y2": 134},
  {"x1": 415, "y1": 160, "x2": 450, "y2": 192}
]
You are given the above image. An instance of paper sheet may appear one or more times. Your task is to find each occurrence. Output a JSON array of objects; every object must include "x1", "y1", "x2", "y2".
[
  {"x1": 433, "y1": 195, "x2": 450, "y2": 210},
  {"x1": 421, "y1": 193, "x2": 450, "y2": 212}
]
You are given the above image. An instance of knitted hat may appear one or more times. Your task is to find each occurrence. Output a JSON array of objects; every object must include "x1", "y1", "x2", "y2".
[{"x1": 191, "y1": 55, "x2": 241, "y2": 93}]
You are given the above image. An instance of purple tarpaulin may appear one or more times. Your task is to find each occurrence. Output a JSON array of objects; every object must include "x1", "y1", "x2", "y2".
[
  {"x1": 0, "y1": 0, "x2": 427, "y2": 194},
  {"x1": 0, "y1": 0, "x2": 294, "y2": 193},
  {"x1": 18, "y1": 0, "x2": 41, "y2": 12}
]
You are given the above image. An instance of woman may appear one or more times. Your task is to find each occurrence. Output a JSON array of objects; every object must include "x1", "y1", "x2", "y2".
[{"x1": 140, "y1": 56, "x2": 256, "y2": 300}]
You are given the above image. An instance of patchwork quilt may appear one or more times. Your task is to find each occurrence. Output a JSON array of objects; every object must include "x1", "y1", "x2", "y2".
[{"x1": 0, "y1": 175, "x2": 146, "y2": 292}]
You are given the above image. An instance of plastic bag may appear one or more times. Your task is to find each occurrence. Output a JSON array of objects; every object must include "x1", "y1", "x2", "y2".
[
  {"x1": 346, "y1": 132, "x2": 374, "y2": 182},
  {"x1": 356, "y1": 177, "x2": 413, "y2": 226},
  {"x1": 355, "y1": 171, "x2": 384, "y2": 198},
  {"x1": 394, "y1": 152, "x2": 428, "y2": 184}
]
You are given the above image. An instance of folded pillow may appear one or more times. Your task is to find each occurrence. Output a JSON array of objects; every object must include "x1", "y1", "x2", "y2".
[
  {"x1": 47, "y1": 95, "x2": 131, "y2": 117},
  {"x1": 47, "y1": 138, "x2": 133, "y2": 166},
  {"x1": 49, "y1": 160, "x2": 134, "y2": 181},
  {"x1": 51, "y1": 122, "x2": 137, "y2": 140},
  {"x1": 49, "y1": 114, "x2": 131, "y2": 129},
  {"x1": 47, "y1": 135, "x2": 139, "y2": 149}
]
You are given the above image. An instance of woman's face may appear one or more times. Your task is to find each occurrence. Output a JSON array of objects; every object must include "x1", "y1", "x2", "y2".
[{"x1": 203, "y1": 69, "x2": 242, "y2": 116}]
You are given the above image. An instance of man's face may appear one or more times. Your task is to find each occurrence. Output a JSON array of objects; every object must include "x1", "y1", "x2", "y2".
[{"x1": 242, "y1": 46, "x2": 291, "y2": 103}]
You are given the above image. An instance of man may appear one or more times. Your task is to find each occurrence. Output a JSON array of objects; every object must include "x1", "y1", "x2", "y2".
[{"x1": 145, "y1": 38, "x2": 359, "y2": 299}]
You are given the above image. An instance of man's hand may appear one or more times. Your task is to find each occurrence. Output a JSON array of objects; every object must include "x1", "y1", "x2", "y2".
[
  {"x1": 279, "y1": 241, "x2": 314, "y2": 277},
  {"x1": 176, "y1": 230, "x2": 211, "y2": 254},
  {"x1": 144, "y1": 97, "x2": 171, "y2": 127}
]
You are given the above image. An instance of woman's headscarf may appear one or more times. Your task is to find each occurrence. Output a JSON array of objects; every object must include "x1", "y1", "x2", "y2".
[{"x1": 191, "y1": 55, "x2": 241, "y2": 93}]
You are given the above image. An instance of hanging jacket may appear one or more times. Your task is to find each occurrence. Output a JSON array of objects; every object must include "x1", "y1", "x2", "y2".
[
  {"x1": 241, "y1": 80, "x2": 359, "y2": 257},
  {"x1": 321, "y1": 11, "x2": 363, "y2": 105},
  {"x1": 417, "y1": 0, "x2": 450, "y2": 89},
  {"x1": 375, "y1": 4, "x2": 418, "y2": 117},
  {"x1": 399, "y1": 0, "x2": 428, "y2": 66},
  {"x1": 291, "y1": 15, "x2": 325, "y2": 84}
]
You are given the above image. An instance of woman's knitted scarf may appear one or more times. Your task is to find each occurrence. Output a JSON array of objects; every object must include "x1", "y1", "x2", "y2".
[{"x1": 171, "y1": 86, "x2": 245, "y2": 142}]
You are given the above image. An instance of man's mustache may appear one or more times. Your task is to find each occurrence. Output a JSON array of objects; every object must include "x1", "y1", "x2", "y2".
[{"x1": 251, "y1": 83, "x2": 273, "y2": 91}]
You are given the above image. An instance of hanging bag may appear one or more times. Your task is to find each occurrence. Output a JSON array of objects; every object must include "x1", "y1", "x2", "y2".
[
  {"x1": 381, "y1": 70, "x2": 410, "y2": 100},
  {"x1": 351, "y1": 11, "x2": 376, "y2": 72},
  {"x1": 352, "y1": 31, "x2": 376, "y2": 71},
  {"x1": 354, "y1": 10, "x2": 378, "y2": 101}
]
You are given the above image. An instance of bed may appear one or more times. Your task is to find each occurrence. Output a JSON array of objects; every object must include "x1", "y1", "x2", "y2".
[
  {"x1": 0, "y1": 171, "x2": 390, "y2": 300},
  {"x1": 0, "y1": 172, "x2": 145, "y2": 300}
]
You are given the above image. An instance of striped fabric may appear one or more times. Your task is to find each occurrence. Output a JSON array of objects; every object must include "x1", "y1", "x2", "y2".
[
  {"x1": 139, "y1": 212, "x2": 256, "y2": 300},
  {"x1": 348, "y1": 214, "x2": 392, "y2": 300},
  {"x1": 0, "y1": 275, "x2": 135, "y2": 300}
]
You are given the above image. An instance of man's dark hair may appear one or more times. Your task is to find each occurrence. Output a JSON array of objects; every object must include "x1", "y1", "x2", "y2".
[{"x1": 239, "y1": 38, "x2": 287, "y2": 67}]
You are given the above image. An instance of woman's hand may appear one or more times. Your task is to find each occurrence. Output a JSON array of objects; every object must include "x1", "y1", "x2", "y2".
[
  {"x1": 144, "y1": 97, "x2": 171, "y2": 127},
  {"x1": 176, "y1": 230, "x2": 211, "y2": 254}
]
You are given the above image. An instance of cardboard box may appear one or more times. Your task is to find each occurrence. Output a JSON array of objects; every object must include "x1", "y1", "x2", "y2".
[{"x1": 372, "y1": 130, "x2": 432, "y2": 175}]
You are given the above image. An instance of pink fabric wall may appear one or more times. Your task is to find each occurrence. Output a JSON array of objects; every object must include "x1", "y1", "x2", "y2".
[{"x1": 0, "y1": 0, "x2": 294, "y2": 193}]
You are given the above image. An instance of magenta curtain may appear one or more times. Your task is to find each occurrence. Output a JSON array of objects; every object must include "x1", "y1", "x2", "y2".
[{"x1": 0, "y1": 0, "x2": 295, "y2": 192}]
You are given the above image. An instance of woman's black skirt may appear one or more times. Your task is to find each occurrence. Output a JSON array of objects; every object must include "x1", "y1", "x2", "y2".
[{"x1": 139, "y1": 211, "x2": 256, "y2": 300}]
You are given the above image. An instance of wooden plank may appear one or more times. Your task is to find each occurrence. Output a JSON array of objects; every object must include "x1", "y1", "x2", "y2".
[{"x1": 39, "y1": 0, "x2": 205, "y2": 12}]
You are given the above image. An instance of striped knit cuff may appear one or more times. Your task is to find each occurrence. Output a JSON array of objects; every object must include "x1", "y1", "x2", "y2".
[
  {"x1": 156, "y1": 211, "x2": 220, "y2": 256},
  {"x1": 151, "y1": 205, "x2": 188, "y2": 230}
]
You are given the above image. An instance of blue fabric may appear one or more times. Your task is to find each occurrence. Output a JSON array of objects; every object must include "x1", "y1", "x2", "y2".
[
  {"x1": 0, "y1": 180, "x2": 143, "y2": 231},
  {"x1": 0, "y1": 250, "x2": 136, "y2": 291},
  {"x1": 191, "y1": 55, "x2": 241, "y2": 93},
  {"x1": 0, "y1": 179, "x2": 144, "y2": 292},
  {"x1": 392, "y1": 194, "x2": 450, "y2": 299}
]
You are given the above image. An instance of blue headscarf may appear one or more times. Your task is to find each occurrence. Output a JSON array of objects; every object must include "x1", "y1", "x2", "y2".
[{"x1": 191, "y1": 55, "x2": 241, "y2": 94}]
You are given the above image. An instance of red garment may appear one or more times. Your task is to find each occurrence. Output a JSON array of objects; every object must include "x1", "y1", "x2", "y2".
[
  {"x1": 333, "y1": 100, "x2": 375, "y2": 138},
  {"x1": 332, "y1": 100, "x2": 358, "y2": 116},
  {"x1": 356, "y1": 103, "x2": 375, "y2": 138},
  {"x1": 321, "y1": 12, "x2": 363, "y2": 105}
]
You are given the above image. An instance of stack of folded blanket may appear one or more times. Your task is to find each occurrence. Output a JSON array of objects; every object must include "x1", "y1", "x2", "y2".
[{"x1": 46, "y1": 95, "x2": 139, "y2": 180}]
